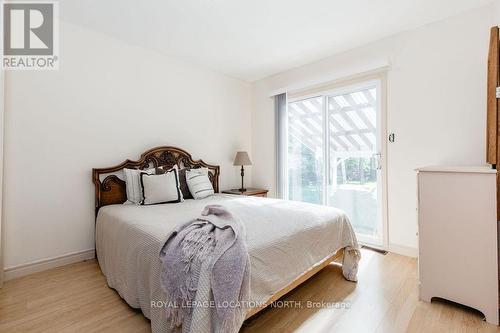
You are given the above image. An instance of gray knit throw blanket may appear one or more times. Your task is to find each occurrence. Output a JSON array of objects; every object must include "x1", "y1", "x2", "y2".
[{"x1": 159, "y1": 205, "x2": 250, "y2": 333}]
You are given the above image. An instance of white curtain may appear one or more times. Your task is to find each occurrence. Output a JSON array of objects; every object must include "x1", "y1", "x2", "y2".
[{"x1": 274, "y1": 93, "x2": 287, "y2": 199}]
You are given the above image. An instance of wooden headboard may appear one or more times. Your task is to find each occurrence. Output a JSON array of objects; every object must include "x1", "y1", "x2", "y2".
[{"x1": 92, "y1": 146, "x2": 220, "y2": 213}]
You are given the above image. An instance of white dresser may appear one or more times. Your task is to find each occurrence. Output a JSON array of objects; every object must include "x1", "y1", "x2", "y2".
[{"x1": 417, "y1": 166, "x2": 499, "y2": 325}]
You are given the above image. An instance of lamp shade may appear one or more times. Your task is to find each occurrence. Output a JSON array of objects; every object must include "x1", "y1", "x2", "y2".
[{"x1": 233, "y1": 151, "x2": 252, "y2": 166}]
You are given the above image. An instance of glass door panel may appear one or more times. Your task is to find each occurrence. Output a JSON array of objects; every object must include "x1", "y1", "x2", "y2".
[
  {"x1": 287, "y1": 96, "x2": 324, "y2": 205},
  {"x1": 327, "y1": 86, "x2": 381, "y2": 244}
]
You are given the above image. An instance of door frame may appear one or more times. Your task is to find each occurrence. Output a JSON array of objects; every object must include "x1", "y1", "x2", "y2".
[
  {"x1": 286, "y1": 73, "x2": 389, "y2": 250},
  {"x1": 0, "y1": 58, "x2": 4, "y2": 288}
]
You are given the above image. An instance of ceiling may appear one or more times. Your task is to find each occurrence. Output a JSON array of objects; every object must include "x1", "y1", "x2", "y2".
[{"x1": 60, "y1": 0, "x2": 494, "y2": 82}]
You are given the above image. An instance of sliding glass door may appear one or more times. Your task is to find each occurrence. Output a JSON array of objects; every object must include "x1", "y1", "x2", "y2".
[{"x1": 286, "y1": 80, "x2": 384, "y2": 245}]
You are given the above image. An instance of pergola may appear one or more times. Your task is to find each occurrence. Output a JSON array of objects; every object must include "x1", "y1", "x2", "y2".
[{"x1": 288, "y1": 87, "x2": 378, "y2": 186}]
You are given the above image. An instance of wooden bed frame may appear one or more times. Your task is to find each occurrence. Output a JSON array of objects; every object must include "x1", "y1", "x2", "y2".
[
  {"x1": 245, "y1": 248, "x2": 344, "y2": 319},
  {"x1": 92, "y1": 146, "x2": 220, "y2": 214},
  {"x1": 92, "y1": 146, "x2": 346, "y2": 319}
]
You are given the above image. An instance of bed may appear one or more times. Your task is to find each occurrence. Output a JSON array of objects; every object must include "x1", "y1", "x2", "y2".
[{"x1": 92, "y1": 146, "x2": 360, "y2": 332}]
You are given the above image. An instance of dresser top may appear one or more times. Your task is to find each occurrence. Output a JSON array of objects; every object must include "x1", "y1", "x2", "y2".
[{"x1": 415, "y1": 166, "x2": 497, "y2": 174}]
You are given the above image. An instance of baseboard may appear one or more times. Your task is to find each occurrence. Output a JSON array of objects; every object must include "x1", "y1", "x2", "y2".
[
  {"x1": 4, "y1": 249, "x2": 95, "y2": 281},
  {"x1": 1, "y1": 243, "x2": 416, "y2": 280},
  {"x1": 388, "y1": 243, "x2": 418, "y2": 258}
]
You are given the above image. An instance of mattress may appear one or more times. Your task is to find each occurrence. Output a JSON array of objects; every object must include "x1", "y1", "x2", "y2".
[{"x1": 96, "y1": 194, "x2": 359, "y2": 333}]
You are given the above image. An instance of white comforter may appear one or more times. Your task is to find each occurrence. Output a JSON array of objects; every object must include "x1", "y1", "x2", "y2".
[{"x1": 96, "y1": 194, "x2": 359, "y2": 333}]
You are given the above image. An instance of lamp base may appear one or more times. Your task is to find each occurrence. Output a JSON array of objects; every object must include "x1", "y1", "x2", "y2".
[{"x1": 239, "y1": 166, "x2": 246, "y2": 194}]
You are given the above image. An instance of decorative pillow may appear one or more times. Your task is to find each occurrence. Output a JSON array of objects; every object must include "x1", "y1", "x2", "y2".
[
  {"x1": 186, "y1": 168, "x2": 214, "y2": 199},
  {"x1": 156, "y1": 166, "x2": 192, "y2": 199},
  {"x1": 124, "y1": 167, "x2": 155, "y2": 205},
  {"x1": 178, "y1": 168, "x2": 193, "y2": 199},
  {"x1": 140, "y1": 166, "x2": 182, "y2": 205}
]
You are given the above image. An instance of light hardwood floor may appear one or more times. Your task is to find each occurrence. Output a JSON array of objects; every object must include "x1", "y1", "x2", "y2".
[{"x1": 0, "y1": 249, "x2": 498, "y2": 332}]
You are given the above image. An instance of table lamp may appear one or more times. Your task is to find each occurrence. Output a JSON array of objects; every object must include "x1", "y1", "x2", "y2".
[{"x1": 233, "y1": 151, "x2": 252, "y2": 192}]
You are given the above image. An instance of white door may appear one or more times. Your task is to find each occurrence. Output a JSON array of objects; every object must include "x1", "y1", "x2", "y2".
[{"x1": 286, "y1": 79, "x2": 386, "y2": 247}]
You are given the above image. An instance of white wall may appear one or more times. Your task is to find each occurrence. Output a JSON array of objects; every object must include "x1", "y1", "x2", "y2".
[
  {"x1": 496, "y1": 0, "x2": 500, "y2": 24},
  {"x1": 251, "y1": 3, "x2": 499, "y2": 255},
  {"x1": 3, "y1": 22, "x2": 252, "y2": 269}
]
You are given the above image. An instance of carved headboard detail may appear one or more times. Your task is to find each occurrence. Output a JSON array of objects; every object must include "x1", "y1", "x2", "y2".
[{"x1": 92, "y1": 146, "x2": 220, "y2": 213}]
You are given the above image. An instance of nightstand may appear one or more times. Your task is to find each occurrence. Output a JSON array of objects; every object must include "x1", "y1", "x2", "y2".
[{"x1": 222, "y1": 188, "x2": 268, "y2": 198}]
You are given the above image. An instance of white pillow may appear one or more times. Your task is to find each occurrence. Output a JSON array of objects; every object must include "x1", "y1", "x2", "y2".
[
  {"x1": 140, "y1": 167, "x2": 182, "y2": 205},
  {"x1": 186, "y1": 168, "x2": 214, "y2": 199},
  {"x1": 124, "y1": 167, "x2": 155, "y2": 205}
]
